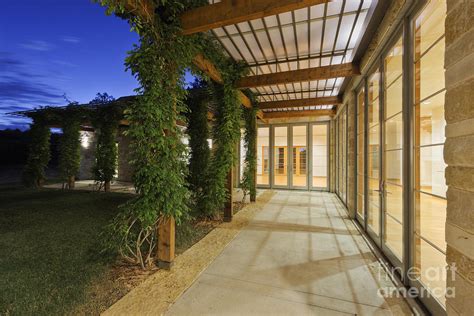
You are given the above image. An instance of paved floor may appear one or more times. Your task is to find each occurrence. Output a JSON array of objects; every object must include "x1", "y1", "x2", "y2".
[{"x1": 167, "y1": 191, "x2": 412, "y2": 315}]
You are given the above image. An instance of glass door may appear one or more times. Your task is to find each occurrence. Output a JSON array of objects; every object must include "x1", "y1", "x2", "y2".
[
  {"x1": 367, "y1": 69, "x2": 381, "y2": 241},
  {"x1": 273, "y1": 126, "x2": 289, "y2": 188},
  {"x1": 310, "y1": 123, "x2": 328, "y2": 190},
  {"x1": 290, "y1": 125, "x2": 308, "y2": 189},
  {"x1": 382, "y1": 35, "x2": 404, "y2": 265},
  {"x1": 411, "y1": 0, "x2": 447, "y2": 312},
  {"x1": 257, "y1": 127, "x2": 270, "y2": 187}
]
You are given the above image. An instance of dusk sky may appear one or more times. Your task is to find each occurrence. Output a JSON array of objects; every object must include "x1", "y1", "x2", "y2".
[{"x1": 0, "y1": 0, "x2": 194, "y2": 130}]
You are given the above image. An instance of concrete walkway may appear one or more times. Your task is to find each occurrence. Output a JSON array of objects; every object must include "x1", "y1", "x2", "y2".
[{"x1": 167, "y1": 191, "x2": 412, "y2": 315}]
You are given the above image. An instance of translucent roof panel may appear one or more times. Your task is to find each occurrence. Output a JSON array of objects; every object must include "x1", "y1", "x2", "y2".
[{"x1": 211, "y1": 0, "x2": 375, "y2": 107}]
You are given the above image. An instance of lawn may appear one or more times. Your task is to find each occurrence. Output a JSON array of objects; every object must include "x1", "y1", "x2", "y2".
[{"x1": 0, "y1": 186, "x2": 215, "y2": 315}]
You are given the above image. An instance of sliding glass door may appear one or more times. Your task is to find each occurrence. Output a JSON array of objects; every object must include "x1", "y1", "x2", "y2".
[
  {"x1": 382, "y1": 35, "x2": 404, "y2": 264},
  {"x1": 291, "y1": 125, "x2": 308, "y2": 189},
  {"x1": 367, "y1": 69, "x2": 381, "y2": 239},
  {"x1": 257, "y1": 127, "x2": 270, "y2": 187},
  {"x1": 256, "y1": 122, "x2": 329, "y2": 191},
  {"x1": 273, "y1": 126, "x2": 289, "y2": 188},
  {"x1": 411, "y1": 0, "x2": 447, "y2": 311},
  {"x1": 311, "y1": 124, "x2": 328, "y2": 190},
  {"x1": 353, "y1": 1, "x2": 447, "y2": 313}
]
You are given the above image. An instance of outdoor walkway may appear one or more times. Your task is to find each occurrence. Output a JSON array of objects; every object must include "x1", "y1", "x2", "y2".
[{"x1": 167, "y1": 190, "x2": 412, "y2": 315}]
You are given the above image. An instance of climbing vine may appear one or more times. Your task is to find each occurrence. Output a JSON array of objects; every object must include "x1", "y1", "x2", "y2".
[
  {"x1": 192, "y1": 35, "x2": 249, "y2": 217},
  {"x1": 97, "y1": 0, "x2": 209, "y2": 268},
  {"x1": 186, "y1": 81, "x2": 212, "y2": 217},
  {"x1": 91, "y1": 93, "x2": 120, "y2": 192},
  {"x1": 58, "y1": 104, "x2": 82, "y2": 189},
  {"x1": 240, "y1": 104, "x2": 258, "y2": 202},
  {"x1": 96, "y1": 0, "x2": 251, "y2": 267},
  {"x1": 22, "y1": 113, "x2": 51, "y2": 187}
]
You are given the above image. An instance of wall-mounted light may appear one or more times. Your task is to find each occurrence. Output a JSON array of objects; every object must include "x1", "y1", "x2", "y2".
[{"x1": 81, "y1": 131, "x2": 90, "y2": 149}]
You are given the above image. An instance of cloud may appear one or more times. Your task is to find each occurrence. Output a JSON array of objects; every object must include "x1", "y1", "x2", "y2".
[
  {"x1": 20, "y1": 40, "x2": 54, "y2": 52},
  {"x1": 61, "y1": 36, "x2": 81, "y2": 44},
  {"x1": 0, "y1": 52, "x2": 64, "y2": 128}
]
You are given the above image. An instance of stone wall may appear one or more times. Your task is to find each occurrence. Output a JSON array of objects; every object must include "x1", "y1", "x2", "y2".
[
  {"x1": 78, "y1": 131, "x2": 96, "y2": 180},
  {"x1": 117, "y1": 129, "x2": 134, "y2": 183},
  {"x1": 328, "y1": 120, "x2": 336, "y2": 193},
  {"x1": 444, "y1": 0, "x2": 474, "y2": 314},
  {"x1": 343, "y1": 92, "x2": 356, "y2": 217}
]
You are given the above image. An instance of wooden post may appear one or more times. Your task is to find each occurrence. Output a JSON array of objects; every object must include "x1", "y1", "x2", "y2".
[
  {"x1": 224, "y1": 168, "x2": 234, "y2": 222},
  {"x1": 157, "y1": 216, "x2": 175, "y2": 270}
]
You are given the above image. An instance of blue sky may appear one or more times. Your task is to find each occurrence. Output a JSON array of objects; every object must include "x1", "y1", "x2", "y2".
[{"x1": 0, "y1": 0, "x2": 195, "y2": 130}]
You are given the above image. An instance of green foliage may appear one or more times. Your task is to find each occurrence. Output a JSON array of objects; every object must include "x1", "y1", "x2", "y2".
[
  {"x1": 58, "y1": 104, "x2": 82, "y2": 189},
  {"x1": 240, "y1": 104, "x2": 258, "y2": 202},
  {"x1": 204, "y1": 74, "x2": 245, "y2": 215},
  {"x1": 190, "y1": 34, "x2": 249, "y2": 216},
  {"x1": 22, "y1": 114, "x2": 51, "y2": 187},
  {"x1": 98, "y1": 0, "x2": 208, "y2": 268},
  {"x1": 186, "y1": 82, "x2": 212, "y2": 217},
  {"x1": 95, "y1": 0, "x2": 249, "y2": 266},
  {"x1": 90, "y1": 93, "x2": 120, "y2": 191}
]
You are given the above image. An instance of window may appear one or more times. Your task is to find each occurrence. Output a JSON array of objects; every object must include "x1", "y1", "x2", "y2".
[
  {"x1": 311, "y1": 124, "x2": 328, "y2": 189},
  {"x1": 384, "y1": 36, "x2": 404, "y2": 261},
  {"x1": 367, "y1": 69, "x2": 381, "y2": 235},
  {"x1": 413, "y1": 0, "x2": 447, "y2": 307}
]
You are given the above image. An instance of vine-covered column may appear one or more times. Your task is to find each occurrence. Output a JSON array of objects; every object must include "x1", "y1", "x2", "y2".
[
  {"x1": 58, "y1": 105, "x2": 82, "y2": 189},
  {"x1": 241, "y1": 105, "x2": 258, "y2": 203},
  {"x1": 22, "y1": 113, "x2": 51, "y2": 188},
  {"x1": 92, "y1": 100, "x2": 120, "y2": 192},
  {"x1": 98, "y1": 0, "x2": 203, "y2": 270},
  {"x1": 186, "y1": 85, "x2": 211, "y2": 217},
  {"x1": 206, "y1": 77, "x2": 243, "y2": 222}
]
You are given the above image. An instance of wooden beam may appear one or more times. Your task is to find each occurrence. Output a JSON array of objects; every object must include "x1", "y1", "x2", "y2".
[
  {"x1": 181, "y1": 0, "x2": 329, "y2": 35},
  {"x1": 193, "y1": 54, "x2": 265, "y2": 121},
  {"x1": 258, "y1": 96, "x2": 342, "y2": 110},
  {"x1": 263, "y1": 109, "x2": 335, "y2": 119},
  {"x1": 108, "y1": 2, "x2": 266, "y2": 120},
  {"x1": 236, "y1": 63, "x2": 360, "y2": 88}
]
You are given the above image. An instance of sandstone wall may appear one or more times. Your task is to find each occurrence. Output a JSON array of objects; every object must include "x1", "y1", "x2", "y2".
[{"x1": 444, "y1": 0, "x2": 474, "y2": 314}]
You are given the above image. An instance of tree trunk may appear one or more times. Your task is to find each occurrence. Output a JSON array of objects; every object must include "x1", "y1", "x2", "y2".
[{"x1": 104, "y1": 181, "x2": 111, "y2": 192}]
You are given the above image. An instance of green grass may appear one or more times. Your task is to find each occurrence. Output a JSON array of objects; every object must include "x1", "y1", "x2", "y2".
[
  {"x1": 0, "y1": 186, "x2": 217, "y2": 315},
  {"x1": 0, "y1": 187, "x2": 132, "y2": 315}
]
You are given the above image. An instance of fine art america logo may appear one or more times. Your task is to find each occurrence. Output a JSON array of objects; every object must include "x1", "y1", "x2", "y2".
[{"x1": 377, "y1": 263, "x2": 457, "y2": 300}]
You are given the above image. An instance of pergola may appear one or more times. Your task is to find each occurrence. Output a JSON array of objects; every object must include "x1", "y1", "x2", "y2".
[
  {"x1": 92, "y1": 0, "x2": 386, "y2": 268},
  {"x1": 124, "y1": 0, "x2": 383, "y2": 120}
]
